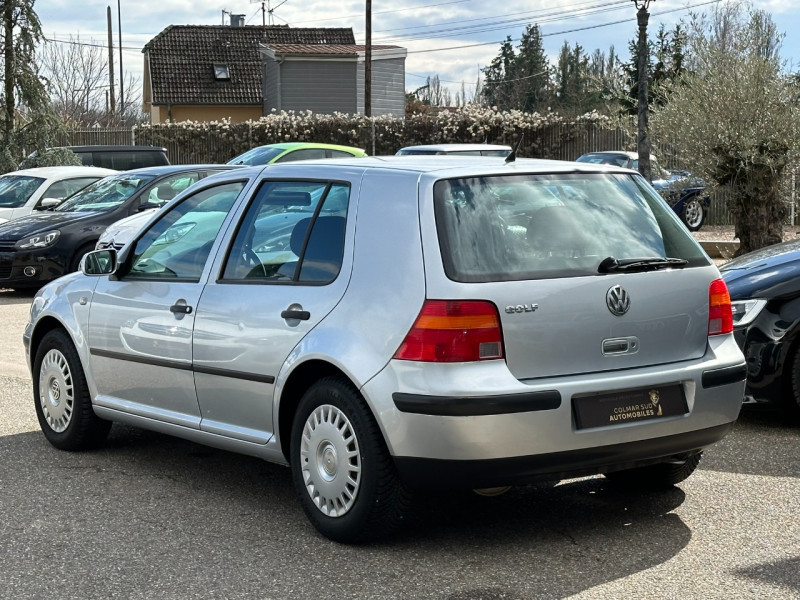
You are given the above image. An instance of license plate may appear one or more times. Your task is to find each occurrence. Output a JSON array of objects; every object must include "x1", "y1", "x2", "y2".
[{"x1": 572, "y1": 384, "x2": 687, "y2": 430}]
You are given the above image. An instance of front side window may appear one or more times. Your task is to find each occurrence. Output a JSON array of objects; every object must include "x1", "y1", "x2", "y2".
[
  {"x1": 41, "y1": 177, "x2": 100, "y2": 204},
  {"x1": 144, "y1": 173, "x2": 200, "y2": 207},
  {"x1": 124, "y1": 181, "x2": 245, "y2": 281},
  {"x1": 56, "y1": 175, "x2": 154, "y2": 213},
  {"x1": 222, "y1": 180, "x2": 349, "y2": 283},
  {"x1": 434, "y1": 173, "x2": 708, "y2": 283},
  {"x1": 0, "y1": 175, "x2": 45, "y2": 208}
]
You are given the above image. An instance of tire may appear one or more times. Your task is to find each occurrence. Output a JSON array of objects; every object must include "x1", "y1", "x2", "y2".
[
  {"x1": 70, "y1": 243, "x2": 97, "y2": 273},
  {"x1": 783, "y1": 343, "x2": 800, "y2": 423},
  {"x1": 681, "y1": 197, "x2": 706, "y2": 231},
  {"x1": 290, "y1": 376, "x2": 410, "y2": 543},
  {"x1": 604, "y1": 452, "x2": 702, "y2": 490},
  {"x1": 33, "y1": 329, "x2": 111, "y2": 451}
]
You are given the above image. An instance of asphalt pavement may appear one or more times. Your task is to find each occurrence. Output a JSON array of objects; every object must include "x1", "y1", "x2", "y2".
[{"x1": 1, "y1": 288, "x2": 800, "y2": 600}]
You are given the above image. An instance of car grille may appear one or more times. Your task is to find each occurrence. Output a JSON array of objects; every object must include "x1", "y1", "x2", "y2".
[
  {"x1": 0, "y1": 263, "x2": 11, "y2": 279},
  {"x1": 0, "y1": 241, "x2": 15, "y2": 251}
]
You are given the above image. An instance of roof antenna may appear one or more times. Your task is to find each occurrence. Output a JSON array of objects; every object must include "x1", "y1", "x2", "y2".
[{"x1": 505, "y1": 133, "x2": 524, "y2": 164}]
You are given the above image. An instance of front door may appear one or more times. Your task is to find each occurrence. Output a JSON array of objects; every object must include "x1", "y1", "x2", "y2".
[{"x1": 87, "y1": 180, "x2": 246, "y2": 427}]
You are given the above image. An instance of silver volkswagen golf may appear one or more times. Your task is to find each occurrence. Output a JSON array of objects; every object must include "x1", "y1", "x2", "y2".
[{"x1": 24, "y1": 156, "x2": 746, "y2": 542}]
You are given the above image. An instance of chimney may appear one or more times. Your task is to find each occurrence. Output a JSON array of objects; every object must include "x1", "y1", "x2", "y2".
[{"x1": 230, "y1": 13, "x2": 245, "y2": 27}]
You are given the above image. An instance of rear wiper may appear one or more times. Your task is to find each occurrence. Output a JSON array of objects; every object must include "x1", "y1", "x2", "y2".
[{"x1": 598, "y1": 256, "x2": 688, "y2": 273}]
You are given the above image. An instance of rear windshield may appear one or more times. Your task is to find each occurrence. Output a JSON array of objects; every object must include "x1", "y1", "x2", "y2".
[{"x1": 433, "y1": 173, "x2": 708, "y2": 282}]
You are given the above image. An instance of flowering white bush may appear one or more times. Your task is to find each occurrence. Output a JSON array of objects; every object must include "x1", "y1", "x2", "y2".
[{"x1": 133, "y1": 107, "x2": 621, "y2": 163}]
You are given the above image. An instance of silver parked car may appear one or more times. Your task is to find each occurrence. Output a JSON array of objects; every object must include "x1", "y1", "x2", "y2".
[{"x1": 25, "y1": 156, "x2": 746, "y2": 542}]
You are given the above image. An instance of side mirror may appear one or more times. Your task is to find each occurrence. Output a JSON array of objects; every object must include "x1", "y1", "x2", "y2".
[
  {"x1": 81, "y1": 249, "x2": 117, "y2": 276},
  {"x1": 138, "y1": 202, "x2": 161, "y2": 212},
  {"x1": 38, "y1": 198, "x2": 62, "y2": 209}
]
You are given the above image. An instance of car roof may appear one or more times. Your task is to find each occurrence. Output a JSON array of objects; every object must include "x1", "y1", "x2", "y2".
[
  {"x1": 250, "y1": 142, "x2": 365, "y2": 152},
  {"x1": 118, "y1": 164, "x2": 236, "y2": 177},
  {"x1": 58, "y1": 145, "x2": 168, "y2": 153},
  {"x1": 1, "y1": 166, "x2": 118, "y2": 179},
  {"x1": 232, "y1": 155, "x2": 636, "y2": 177},
  {"x1": 398, "y1": 144, "x2": 512, "y2": 152}
]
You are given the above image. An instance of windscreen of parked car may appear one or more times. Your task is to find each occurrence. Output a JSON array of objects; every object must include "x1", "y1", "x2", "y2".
[
  {"x1": 227, "y1": 146, "x2": 287, "y2": 166},
  {"x1": 55, "y1": 175, "x2": 155, "y2": 212},
  {"x1": 0, "y1": 175, "x2": 45, "y2": 207},
  {"x1": 433, "y1": 173, "x2": 708, "y2": 282}
]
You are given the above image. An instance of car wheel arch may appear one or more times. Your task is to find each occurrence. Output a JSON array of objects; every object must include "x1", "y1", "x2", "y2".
[
  {"x1": 29, "y1": 316, "x2": 70, "y2": 371},
  {"x1": 276, "y1": 359, "x2": 363, "y2": 462}
]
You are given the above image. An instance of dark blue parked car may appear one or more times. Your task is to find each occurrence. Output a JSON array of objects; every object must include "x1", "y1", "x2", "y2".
[
  {"x1": 576, "y1": 151, "x2": 711, "y2": 231},
  {"x1": 721, "y1": 239, "x2": 800, "y2": 421}
]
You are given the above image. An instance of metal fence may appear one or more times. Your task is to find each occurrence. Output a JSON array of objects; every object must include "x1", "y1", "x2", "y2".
[{"x1": 55, "y1": 125, "x2": 798, "y2": 227}]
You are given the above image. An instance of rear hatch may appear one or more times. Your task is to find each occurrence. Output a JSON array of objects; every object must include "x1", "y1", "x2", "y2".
[{"x1": 429, "y1": 170, "x2": 714, "y2": 380}]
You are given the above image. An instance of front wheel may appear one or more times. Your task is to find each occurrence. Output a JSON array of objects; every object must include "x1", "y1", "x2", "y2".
[
  {"x1": 33, "y1": 329, "x2": 111, "y2": 450},
  {"x1": 681, "y1": 197, "x2": 706, "y2": 231},
  {"x1": 604, "y1": 453, "x2": 702, "y2": 490},
  {"x1": 290, "y1": 377, "x2": 409, "y2": 543}
]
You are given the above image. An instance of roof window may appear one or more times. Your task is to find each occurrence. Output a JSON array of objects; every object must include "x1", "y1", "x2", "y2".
[{"x1": 213, "y1": 63, "x2": 231, "y2": 81}]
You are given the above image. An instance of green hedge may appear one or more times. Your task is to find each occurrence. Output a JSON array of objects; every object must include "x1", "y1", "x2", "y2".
[{"x1": 133, "y1": 107, "x2": 623, "y2": 163}]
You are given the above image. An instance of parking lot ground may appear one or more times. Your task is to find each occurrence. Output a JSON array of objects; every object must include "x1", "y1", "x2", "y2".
[{"x1": 2, "y1": 290, "x2": 800, "y2": 599}]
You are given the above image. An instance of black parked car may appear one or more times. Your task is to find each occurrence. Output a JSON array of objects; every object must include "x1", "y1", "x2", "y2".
[
  {"x1": 721, "y1": 239, "x2": 800, "y2": 420},
  {"x1": 0, "y1": 165, "x2": 233, "y2": 290},
  {"x1": 575, "y1": 151, "x2": 710, "y2": 231}
]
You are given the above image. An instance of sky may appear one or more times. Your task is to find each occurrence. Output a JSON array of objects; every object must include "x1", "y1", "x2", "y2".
[{"x1": 37, "y1": 0, "x2": 800, "y2": 101}]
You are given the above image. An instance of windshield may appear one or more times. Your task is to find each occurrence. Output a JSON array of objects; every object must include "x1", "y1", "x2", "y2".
[
  {"x1": 227, "y1": 146, "x2": 286, "y2": 166},
  {"x1": 56, "y1": 175, "x2": 154, "y2": 212},
  {"x1": 0, "y1": 175, "x2": 45, "y2": 208},
  {"x1": 434, "y1": 172, "x2": 708, "y2": 282}
]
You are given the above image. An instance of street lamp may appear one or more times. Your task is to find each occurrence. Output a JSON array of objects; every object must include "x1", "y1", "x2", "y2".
[{"x1": 633, "y1": 0, "x2": 654, "y2": 181}]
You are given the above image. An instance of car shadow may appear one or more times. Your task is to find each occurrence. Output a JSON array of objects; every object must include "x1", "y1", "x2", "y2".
[
  {"x1": 735, "y1": 556, "x2": 800, "y2": 593},
  {"x1": 2, "y1": 424, "x2": 693, "y2": 599}
]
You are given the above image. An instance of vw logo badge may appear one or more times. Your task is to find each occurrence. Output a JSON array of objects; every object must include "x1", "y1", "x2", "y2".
[{"x1": 606, "y1": 285, "x2": 631, "y2": 316}]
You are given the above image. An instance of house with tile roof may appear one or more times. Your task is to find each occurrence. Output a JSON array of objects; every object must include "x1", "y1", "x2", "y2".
[{"x1": 143, "y1": 24, "x2": 406, "y2": 123}]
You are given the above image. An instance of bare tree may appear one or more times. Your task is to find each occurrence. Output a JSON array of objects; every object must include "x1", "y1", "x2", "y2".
[{"x1": 40, "y1": 35, "x2": 145, "y2": 126}]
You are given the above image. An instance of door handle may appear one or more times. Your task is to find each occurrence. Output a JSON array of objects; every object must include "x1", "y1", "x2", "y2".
[
  {"x1": 281, "y1": 309, "x2": 310, "y2": 321},
  {"x1": 170, "y1": 303, "x2": 193, "y2": 315}
]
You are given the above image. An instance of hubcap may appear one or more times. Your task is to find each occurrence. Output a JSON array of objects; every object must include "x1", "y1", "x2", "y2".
[
  {"x1": 685, "y1": 200, "x2": 703, "y2": 228},
  {"x1": 39, "y1": 349, "x2": 74, "y2": 433},
  {"x1": 300, "y1": 404, "x2": 361, "y2": 517}
]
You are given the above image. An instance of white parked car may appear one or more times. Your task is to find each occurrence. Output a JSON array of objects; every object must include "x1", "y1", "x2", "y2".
[{"x1": 0, "y1": 166, "x2": 117, "y2": 224}]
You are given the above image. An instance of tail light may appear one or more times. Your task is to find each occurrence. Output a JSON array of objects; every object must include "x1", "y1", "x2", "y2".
[
  {"x1": 708, "y1": 279, "x2": 733, "y2": 335},
  {"x1": 394, "y1": 300, "x2": 504, "y2": 362}
]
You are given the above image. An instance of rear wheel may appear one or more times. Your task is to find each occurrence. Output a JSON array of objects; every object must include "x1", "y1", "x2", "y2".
[
  {"x1": 290, "y1": 376, "x2": 410, "y2": 543},
  {"x1": 681, "y1": 197, "x2": 706, "y2": 231},
  {"x1": 604, "y1": 453, "x2": 702, "y2": 490},
  {"x1": 33, "y1": 329, "x2": 111, "y2": 450}
]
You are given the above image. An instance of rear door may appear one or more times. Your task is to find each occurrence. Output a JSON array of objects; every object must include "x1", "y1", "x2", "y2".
[{"x1": 192, "y1": 179, "x2": 354, "y2": 443}]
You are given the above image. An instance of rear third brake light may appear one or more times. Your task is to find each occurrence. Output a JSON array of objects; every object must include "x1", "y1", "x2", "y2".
[
  {"x1": 708, "y1": 278, "x2": 733, "y2": 335},
  {"x1": 393, "y1": 300, "x2": 504, "y2": 362}
]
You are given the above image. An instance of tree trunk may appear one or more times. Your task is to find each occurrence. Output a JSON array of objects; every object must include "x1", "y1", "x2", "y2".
[
  {"x1": 731, "y1": 182, "x2": 785, "y2": 256},
  {"x1": 3, "y1": 2, "x2": 15, "y2": 149}
]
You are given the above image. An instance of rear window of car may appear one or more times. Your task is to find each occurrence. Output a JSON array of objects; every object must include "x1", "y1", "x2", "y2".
[{"x1": 433, "y1": 173, "x2": 708, "y2": 283}]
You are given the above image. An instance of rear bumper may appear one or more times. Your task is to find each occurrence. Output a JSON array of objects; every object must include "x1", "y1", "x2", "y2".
[{"x1": 394, "y1": 423, "x2": 733, "y2": 489}]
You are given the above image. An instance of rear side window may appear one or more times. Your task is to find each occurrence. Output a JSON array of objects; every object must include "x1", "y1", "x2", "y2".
[
  {"x1": 222, "y1": 181, "x2": 349, "y2": 283},
  {"x1": 433, "y1": 173, "x2": 708, "y2": 283}
]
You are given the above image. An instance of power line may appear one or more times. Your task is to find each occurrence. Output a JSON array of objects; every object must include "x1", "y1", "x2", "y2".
[{"x1": 404, "y1": 0, "x2": 722, "y2": 55}]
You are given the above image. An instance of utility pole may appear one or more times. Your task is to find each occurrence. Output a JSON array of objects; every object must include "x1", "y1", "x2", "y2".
[
  {"x1": 365, "y1": 0, "x2": 371, "y2": 117},
  {"x1": 633, "y1": 0, "x2": 653, "y2": 181},
  {"x1": 107, "y1": 6, "x2": 116, "y2": 115},
  {"x1": 118, "y1": 0, "x2": 124, "y2": 112}
]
